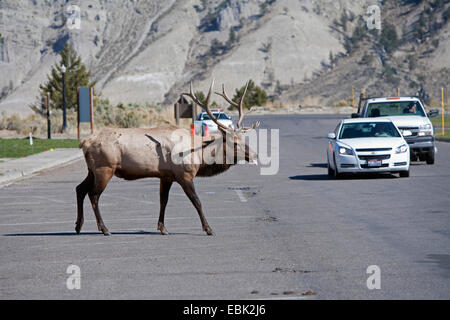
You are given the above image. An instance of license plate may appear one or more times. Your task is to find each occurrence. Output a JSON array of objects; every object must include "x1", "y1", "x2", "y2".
[{"x1": 367, "y1": 159, "x2": 382, "y2": 167}]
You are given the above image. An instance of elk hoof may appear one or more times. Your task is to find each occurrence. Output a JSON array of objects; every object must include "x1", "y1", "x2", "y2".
[
  {"x1": 99, "y1": 227, "x2": 110, "y2": 236},
  {"x1": 205, "y1": 227, "x2": 214, "y2": 236},
  {"x1": 157, "y1": 223, "x2": 169, "y2": 235},
  {"x1": 75, "y1": 224, "x2": 82, "y2": 234}
]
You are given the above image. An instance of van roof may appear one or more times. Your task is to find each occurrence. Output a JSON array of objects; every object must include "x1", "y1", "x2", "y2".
[{"x1": 366, "y1": 97, "x2": 421, "y2": 103}]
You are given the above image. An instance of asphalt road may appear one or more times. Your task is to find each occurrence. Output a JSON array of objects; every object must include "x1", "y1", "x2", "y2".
[{"x1": 1, "y1": 114, "x2": 450, "y2": 299}]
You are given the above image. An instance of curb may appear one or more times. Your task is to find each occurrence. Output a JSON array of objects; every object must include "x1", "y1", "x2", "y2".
[
  {"x1": 436, "y1": 137, "x2": 450, "y2": 143},
  {"x1": 0, "y1": 149, "x2": 83, "y2": 186}
]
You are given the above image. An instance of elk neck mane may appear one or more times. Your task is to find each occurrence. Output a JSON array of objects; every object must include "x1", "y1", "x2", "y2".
[{"x1": 196, "y1": 162, "x2": 233, "y2": 177}]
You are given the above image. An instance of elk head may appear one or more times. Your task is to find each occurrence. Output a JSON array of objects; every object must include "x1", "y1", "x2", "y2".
[{"x1": 183, "y1": 80, "x2": 260, "y2": 165}]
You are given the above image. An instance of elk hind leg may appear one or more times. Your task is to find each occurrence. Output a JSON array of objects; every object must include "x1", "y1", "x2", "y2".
[
  {"x1": 88, "y1": 167, "x2": 114, "y2": 236},
  {"x1": 75, "y1": 171, "x2": 94, "y2": 234}
]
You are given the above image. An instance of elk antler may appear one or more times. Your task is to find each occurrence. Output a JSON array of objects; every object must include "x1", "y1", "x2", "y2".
[
  {"x1": 182, "y1": 80, "x2": 232, "y2": 132},
  {"x1": 215, "y1": 82, "x2": 260, "y2": 132}
]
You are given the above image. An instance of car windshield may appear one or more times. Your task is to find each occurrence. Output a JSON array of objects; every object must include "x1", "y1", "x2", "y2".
[
  {"x1": 199, "y1": 113, "x2": 230, "y2": 120},
  {"x1": 339, "y1": 122, "x2": 401, "y2": 139},
  {"x1": 366, "y1": 101, "x2": 425, "y2": 117}
]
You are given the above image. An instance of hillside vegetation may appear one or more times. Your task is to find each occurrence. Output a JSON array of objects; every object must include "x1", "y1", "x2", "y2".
[{"x1": 0, "y1": 0, "x2": 448, "y2": 118}]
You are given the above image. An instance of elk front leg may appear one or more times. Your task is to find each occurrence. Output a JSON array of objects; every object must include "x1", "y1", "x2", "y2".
[
  {"x1": 158, "y1": 179, "x2": 173, "y2": 235},
  {"x1": 179, "y1": 179, "x2": 214, "y2": 236}
]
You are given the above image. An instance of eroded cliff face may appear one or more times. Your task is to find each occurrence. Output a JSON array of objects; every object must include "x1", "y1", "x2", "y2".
[
  {"x1": 0, "y1": 0, "x2": 351, "y2": 115},
  {"x1": 0, "y1": 0, "x2": 448, "y2": 116}
]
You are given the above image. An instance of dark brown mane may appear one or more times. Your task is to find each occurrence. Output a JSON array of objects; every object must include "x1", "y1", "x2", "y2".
[{"x1": 196, "y1": 163, "x2": 232, "y2": 177}]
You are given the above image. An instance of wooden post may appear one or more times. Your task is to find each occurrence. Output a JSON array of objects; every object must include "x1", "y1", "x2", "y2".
[
  {"x1": 446, "y1": 87, "x2": 449, "y2": 131},
  {"x1": 77, "y1": 87, "x2": 80, "y2": 140},
  {"x1": 46, "y1": 92, "x2": 51, "y2": 139},
  {"x1": 442, "y1": 87, "x2": 445, "y2": 136},
  {"x1": 175, "y1": 101, "x2": 180, "y2": 125},
  {"x1": 192, "y1": 102, "x2": 197, "y2": 123},
  {"x1": 352, "y1": 87, "x2": 355, "y2": 110},
  {"x1": 90, "y1": 87, "x2": 94, "y2": 134},
  {"x1": 397, "y1": 88, "x2": 400, "y2": 97}
]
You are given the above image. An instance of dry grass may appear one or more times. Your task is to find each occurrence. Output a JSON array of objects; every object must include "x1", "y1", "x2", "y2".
[{"x1": 0, "y1": 99, "x2": 176, "y2": 138}]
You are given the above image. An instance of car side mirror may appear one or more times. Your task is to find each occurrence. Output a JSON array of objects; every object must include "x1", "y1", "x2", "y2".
[
  {"x1": 351, "y1": 113, "x2": 360, "y2": 118},
  {"x1": 402, "y1": 130, "x2": 412, "y2": 137},
  {"x1": 327, "y1": 132, "x2": 336, "y2": 139},
  {"x1": 427, "y1": 109, "x2": 439, "y2": 118}
]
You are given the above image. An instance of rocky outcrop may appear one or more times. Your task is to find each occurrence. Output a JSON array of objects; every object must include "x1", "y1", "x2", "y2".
[{"x1": 0, "y1": 0, "x2": 447, "y2": 116}]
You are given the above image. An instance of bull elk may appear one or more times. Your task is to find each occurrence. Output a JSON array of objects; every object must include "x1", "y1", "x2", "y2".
[{"x1": 76, "y1": 80, "x2": 259, "y2": 236}]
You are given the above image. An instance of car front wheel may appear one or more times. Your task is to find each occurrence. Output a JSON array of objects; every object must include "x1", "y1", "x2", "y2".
[
  {"x1": 327, "y1": 158, "x2": 334, "y2": 177},
  {"x1": 333, "y1": 156, "x2": 342, "y2": 179},
  {"x1": 399, "y1": 170, "x2": 410, "y2": 178},
  {"x1": 426, "y1": 149, "x2": 435, "y2": 165}
]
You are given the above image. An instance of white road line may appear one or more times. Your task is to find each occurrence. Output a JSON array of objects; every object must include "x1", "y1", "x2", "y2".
[{"x1": 234, "y1": 190, "x2": 247, "y2": 202}]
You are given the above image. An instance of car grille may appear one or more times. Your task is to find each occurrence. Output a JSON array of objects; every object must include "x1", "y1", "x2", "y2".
[
  {"x1": 355, "y1": 148, "x2": 392, "y2": 152},
  {"x1": 398, "y1": 126, "x2": 419, "y2": 137},
  {"x1": 360, "y1": 163, "x2": 389, "y2": 169},
  {"x1": 358, "y1": 154, "x2": 391, "y2": 160}
]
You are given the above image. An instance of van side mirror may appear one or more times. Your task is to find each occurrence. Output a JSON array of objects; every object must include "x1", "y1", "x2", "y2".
[
  {"x1": 351, "y1": 113, "x2": 360, "y2": 118},
  {"x1": 427, "y1": 109, "x2": 439, "y2": 118},
  {"x1": 327, "y1": 132, "x2": 336, "y2": 139},
  {"x1": 402, "y1": 130, "x2": 412, "y2": 137}
]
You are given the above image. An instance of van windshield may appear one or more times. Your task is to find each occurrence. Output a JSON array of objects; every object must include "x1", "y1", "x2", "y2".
[{"x1": 366, "y1": 101, "x2": 425, "y2": 117}]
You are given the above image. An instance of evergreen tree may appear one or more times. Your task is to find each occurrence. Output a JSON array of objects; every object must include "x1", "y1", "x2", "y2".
[
  {"x1": 231, "y1": 80, "x2": 268, "y2": 110},
  {"x1": 380, "y1": 22, "x2": 399, "y2": 54},
  {"x1": 39, "y1": 43, "x2": 95, "y2": 111}
]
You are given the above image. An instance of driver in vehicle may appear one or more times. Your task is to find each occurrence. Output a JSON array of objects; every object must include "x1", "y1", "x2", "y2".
[{"x1": 403, "y1": 102, "x2": 417, "y2": 114}]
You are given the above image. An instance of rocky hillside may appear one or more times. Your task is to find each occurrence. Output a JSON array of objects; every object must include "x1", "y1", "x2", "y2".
[{"x1": 0, "y1": 0, "x2": 448, "y2": 116}]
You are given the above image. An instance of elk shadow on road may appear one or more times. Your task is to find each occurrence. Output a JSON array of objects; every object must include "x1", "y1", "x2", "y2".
[{"x1": 1, "y1": 230, "x2": 197, "y2": 237}]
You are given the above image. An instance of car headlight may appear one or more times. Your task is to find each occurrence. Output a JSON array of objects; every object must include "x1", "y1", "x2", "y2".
[
  {"x1": 418, "y1": 124, "x2": 433, "y2": 136},
  {"x1": 338, "y1": 146, "x2": 353, "y2": 155},
  {"x1": 395, "y1": 144, "x2": 408, "y2": 153}
]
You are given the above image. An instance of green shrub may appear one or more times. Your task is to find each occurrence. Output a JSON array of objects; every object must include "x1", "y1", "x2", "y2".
[
  {"x1": 380, "y1": 22, "x2": 399, "y2": 54},
  {"x1": 230, "y1": 80, "x2": 268, "y2": 110}
]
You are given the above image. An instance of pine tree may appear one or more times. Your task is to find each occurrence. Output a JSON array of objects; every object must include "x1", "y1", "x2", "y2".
[
  {"x1": 231, "y1": 80, "x2": 268, "y2": 110},
  {"x1": 39, "y1": 43, "x2": 95, "y2": 111}
]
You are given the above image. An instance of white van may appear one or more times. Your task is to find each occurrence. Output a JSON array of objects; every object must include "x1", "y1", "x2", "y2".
[{"x1": 353, "y1": 97, "x2": 438, "y2": 164}]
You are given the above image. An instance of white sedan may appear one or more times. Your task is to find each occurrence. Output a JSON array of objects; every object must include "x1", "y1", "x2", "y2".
[
  {"x1": 326, "y1": 118, "x2": 411, "y2": 178},
  {"x1": 194, "y1": 109, "x2": 234, "y2": 135}
]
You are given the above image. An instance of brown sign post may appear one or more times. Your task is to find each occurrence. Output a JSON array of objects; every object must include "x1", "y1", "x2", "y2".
[{"x1": 174, "y1": 95, "x2": 196, "y2": 125}]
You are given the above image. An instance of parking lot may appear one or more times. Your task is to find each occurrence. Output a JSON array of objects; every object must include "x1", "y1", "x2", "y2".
[{"x1": 1, "y1": 114, "x2": 450, "y2": 299}]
